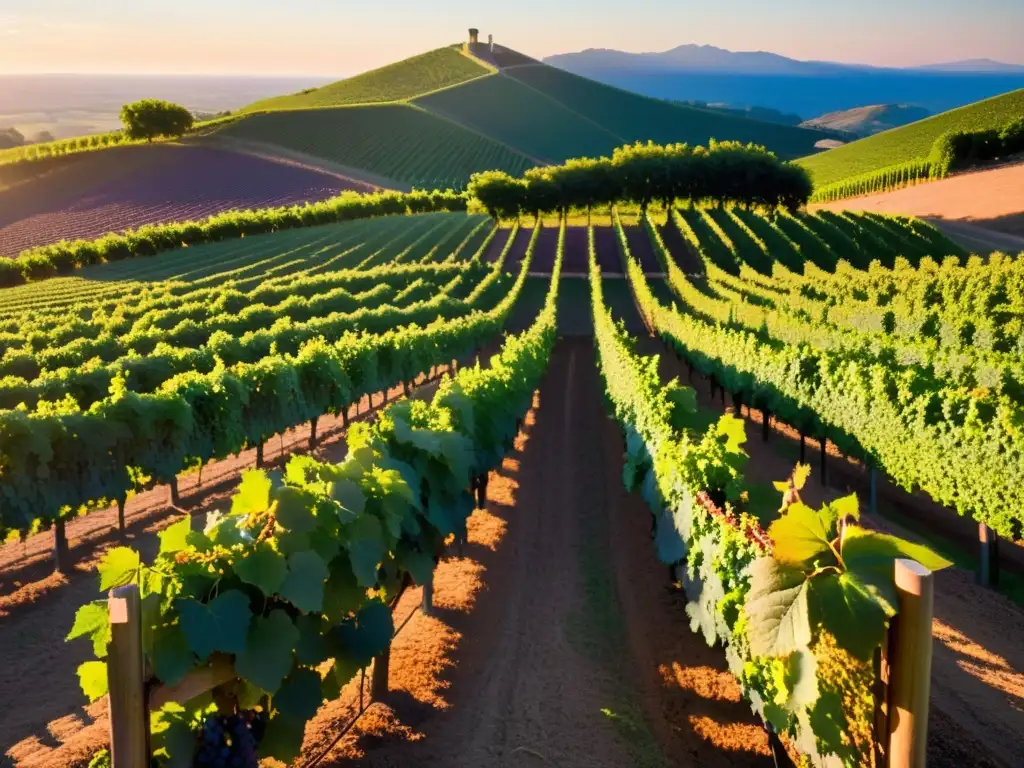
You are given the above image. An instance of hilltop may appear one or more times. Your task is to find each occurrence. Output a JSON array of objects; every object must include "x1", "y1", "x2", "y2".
[
  {"x1": 797, "y1": 88, "x2": 1024, "y2": 187},
  {"x1": 800, "y1": 104, "x2": 931, "y2": 137},
  {"x1": 205, "y1": 37, "x2": 830, "y2": 191}
]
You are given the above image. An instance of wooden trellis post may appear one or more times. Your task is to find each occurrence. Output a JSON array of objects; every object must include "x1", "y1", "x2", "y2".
[{"x1": 107, "y1": 585, "x2": 147, "y2": 767}]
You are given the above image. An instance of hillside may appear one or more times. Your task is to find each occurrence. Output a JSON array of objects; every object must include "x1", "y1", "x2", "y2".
[
  {"x1": 505, "y1": 63, "x2": 829, "y2": 158},
  {"x1": 800, "y1": 104, "x2": 931, "y2": 137},
  {"x1": 797, "y1": 88, "x2": 1024, "y2": 186},
  {"x1": 243, "y1": 46, "x2": 490, "y2": 112}
]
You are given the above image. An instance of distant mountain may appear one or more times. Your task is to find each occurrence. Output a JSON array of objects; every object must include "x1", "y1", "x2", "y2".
[
  {"x1": 542, "y1": 45, "x2": 1024, "y2": 119},
  {"x1": 912, "y1": 59, "x2": 1024, "y2": 73},
  {"x1": 801, "y1": 104, "x2": 931, "y2": 137}
]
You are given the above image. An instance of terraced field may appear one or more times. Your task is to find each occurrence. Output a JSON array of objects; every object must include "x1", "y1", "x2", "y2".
[
  {"x1": 0, "y1": 144, "x2": 367, "y2": 257},
  {"x1": 215, "y1": 104, "x2": 534, "y2": 189},
  {"x1": 416, "y1": 74, "x2": 621, "y2": 163},
  {"x1": 797, "y1": 88, "x2": 1024, "y2": 186},
  {"x1": 244, "y1": 46, "x2": 490, "y2": 112},
  {"x1": 506, "y1": 63, "x2": 830, "y2": 158}
]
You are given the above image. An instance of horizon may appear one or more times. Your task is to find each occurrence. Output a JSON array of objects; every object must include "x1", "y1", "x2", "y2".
[{"x1": 2, "y1": 1, "x2": 1022, "y2": 77}]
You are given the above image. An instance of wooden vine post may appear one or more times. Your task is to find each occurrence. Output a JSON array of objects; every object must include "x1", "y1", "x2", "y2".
[
  {"x1": 978, "y1": 524, "x2": 1000, "y2": 587},
  {"x1": 819, "y1": 437, "x2": 828, "y2": 486},
  {"x1": 885, "y1": 559, "x2": 935, "y2": 768},
  {"x1": 53, "y1": 519, "x2": 70, "y2": 574},
  {"x1": 107, "y1": 584, "x2": 147, "y2": 767}
]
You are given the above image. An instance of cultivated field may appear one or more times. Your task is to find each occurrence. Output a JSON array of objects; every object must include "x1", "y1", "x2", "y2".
[
  {"x1": 815, "y1": 160, "x2": 1024, "y2": 245},
  {"x1": 0, "y1": 144, "x2": 370, "y2": 257},
  {"x1": 214, "y1": 104, "x2": 535, "y2": 189},
  {"x1": 798, "y1": 87, "x2": 1024, "y2": 186}
]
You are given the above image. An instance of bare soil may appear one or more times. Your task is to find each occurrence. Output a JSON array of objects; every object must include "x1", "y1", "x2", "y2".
[{"x1": 814, "y1": 161, "x2": 1024, "y2": 254}]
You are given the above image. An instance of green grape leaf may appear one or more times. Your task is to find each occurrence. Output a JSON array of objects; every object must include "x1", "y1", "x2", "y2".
[
  {"x1": 399, "y1": 547, "x2": 434, "y2": 586},
  {"x1": 807, "y1": 688, "x2": 861, "y2": 766},
  {"x1": 807, "y1": 570, "x2": 890, "y2": 662},
  {"x1": 330, "y1": 601, "x2": 394, "y2": 666},
  {"x1": 323, "y1": 559, "x2": 365, "y2": 622},
  {"x1": 716, "y1": 413, "x2": 747, "y2": 453},
  {"x1": 330, "y1": 478, "x2": 366, "y2": 523},
  {"x1": 232, "y1": 470, "x2": 272, "y2": 515},
  {"x1": 258, "y1": 714, "x2": 306, "y2": 763},
  {"x1": 275, "y1": 486, "x2": 317, "y2": 533},
  {"x1": 274, "y1": 667, "x2": 323, "y2": 722},
  {"x1": 77, "y1": 660, "x2": 108, "y2": 702},
  {"x1": 150, "y1": 623, "x2": 194, "y2": 687},
  {"x1": 175, "y1": 589, "x2": 252, "y2": 661},
  {"x1": 234, "y1": 609, "x2": 298, "y2": 695},
  {"x1": 98, "y1": 547, "x2": 141, "y2": 591},
  {"x1": 842, "y1": 526, "x2": 952, "y2": 610},
  {"x1": 654, "y1": 510, "x2": 687, "y2": 565},
  {"x1": 745, "y1": 557, "x2": 812, "y2": 658},
  {"x1": 785, "y1": 648, "x2": 819, "y2": 712},
  {"x1": 234, "y1": 544, "x2": 288, "y2": 596},
  {"x1": 277, "y1": 529, "x2": 312, "y2": 556},
  {"x1": 295, "y1": 614, "x2": 329, "y2": 666},
  {"x1": 236, "y1": 680, "x2": 267, "y2": 710},
  {"x1": 320, "y1": 668, "x2": 342, "y2": 701},
  {"x1": 828, "y1": 494, "x2": 860, "y2": 523},
  {"x1": 768, "y1": 503, "x2": 836, "y2": 568},
  {"x1": 345, "y1": 515, "x2": 386, "y2": 587},
  {"x1": 280, "y1": 551, "x2": 330, "y2": 613},
  {"x1": 67, "y1": 601, "x2": 111, "y2": 657},
  {"x1": 792, "y1": 463, "x2": 811, "y2": 491},
  {"x1": 440, "y1": 433, "x2": 473, "y2": 488},
  {"x1": 158, "y1": 516, "x2": 192, "y2": 555},
  {"x1": 150, "y1": 703, "x2": 197, "y2": 768}
]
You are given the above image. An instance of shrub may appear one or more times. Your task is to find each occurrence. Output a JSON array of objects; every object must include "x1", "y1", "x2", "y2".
[{"x1": 1000, "y1": 118, "x2": 1024, "y2": 155}]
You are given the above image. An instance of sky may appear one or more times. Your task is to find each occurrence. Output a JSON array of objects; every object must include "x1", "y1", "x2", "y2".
[{"x1": 1, "y1": 0, "x2": 1022, "y2": 76}]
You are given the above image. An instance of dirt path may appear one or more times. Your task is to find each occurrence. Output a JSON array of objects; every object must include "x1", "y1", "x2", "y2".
[
  {"x1": 320, "y1": 339, "x2": 772, "y2": 767},
  {"x1": 813, "y1": 161, "x2": 1024, "y2": 253},
  {"x1": 648, "y1": 338, "x2": 1024, "y2": 768}
]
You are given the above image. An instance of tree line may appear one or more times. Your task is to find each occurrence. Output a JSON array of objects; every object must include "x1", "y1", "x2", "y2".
[
  {"x1": 930, "y1": 117, "x2": 1024, "y2": 177},
  {"x1": 467, "y1": 140, "x2": 813, "y2": 219}
]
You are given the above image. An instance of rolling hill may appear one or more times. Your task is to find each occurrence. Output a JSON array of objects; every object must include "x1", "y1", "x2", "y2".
[
  {"x1": 797, "y1": 88, "x2": 1024, "y2": 187},
  {"x1": 800, "y1": 104, "x2": 931, "y2": 137}
]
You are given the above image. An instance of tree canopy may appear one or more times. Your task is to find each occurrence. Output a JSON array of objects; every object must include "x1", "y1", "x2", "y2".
[{"x1": 119, "y1": 99, "x2": 195, "y2": 142}]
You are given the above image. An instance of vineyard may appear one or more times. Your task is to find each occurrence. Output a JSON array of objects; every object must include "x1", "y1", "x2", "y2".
[
  {"x1": 798, "y1": 87, "x2": 1024, "y2": 188},
  {"x1": 0, "y1": 145, "x2": 369, "y2": 257},
  {"x1": 212, "y1": 104, "x2": 534, "y2": 190}
]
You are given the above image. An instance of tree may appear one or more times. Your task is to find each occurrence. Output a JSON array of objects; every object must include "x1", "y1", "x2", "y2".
[
  {"x1": 30, "y1": 130, "x2": 56, "y2": 144},
  {"x1": 119, "y1": 99, "x2": 194, "y2": 142},
  {"x1": 0, "y1": 127, "x2": 25, "y2": 150}
]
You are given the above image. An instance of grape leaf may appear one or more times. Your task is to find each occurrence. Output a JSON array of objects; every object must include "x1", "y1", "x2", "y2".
[
  {"x1": 275, "y1": 486, "x2": 317, "y2": 533},
  {"x1": 768, "y1": 503, "x2": 835, "y2": 568},
  {"x1": 274, "y1": 667, "x2": 323, "y2": 722},
  {"x1": 150, "y1": 623, "x2": 194, "y2": 687},
  {"x1": 98, "y1": 547, "x2": 141, "y2": 591},
  {"x1": 280, "y1": 550, "x2": 329, "y2": 613},
  {"x1": 439, "y1": 433, "x2": 473, "y2": 488},
  {"x1": 745, "y1": 557, "x2": 812, "y2": 658},
  {"x1": 716, "y1": 413, "x2": 747, "y2": 453},
  {"x1": 77, "y1": 660, "x2": 108, "y2": 702},
  {"x1": 345, "y1": 515, "x2": 386, "y2": 587},
  {"x1": 654, "y1": 509, "x2": 687, "y2": 565},
  {"x1": 829, "y1": 493, "x2": 859, "y2": 523},
  {"x1": 807, "y1": 570, "x2": 890, "y2": 661},
  {"x1": 398, "y1": 545, "x2": 434, "y2": 586},
  {"x1": 792, "y1": 463, "x2": 811, "y2": 491},
  {"x1": 330, "y1": 478, "x2": 366, "y2": 523},
  {"x1": 67, "y1": 601, "x2": 111, "y2": 657},
  {"x1": 330, "y1": 601, "x2": 394, "y2": 667},
  {"x1": 232, "y1": 470, "x2": 272, "y2": 515},
  {"x1": 234, "y1": 609, "x2": 298, "y2": 695},
  {"x1": 234, "y1": 543, "x2": 288, "y2": 595},
  {"x1": 258, "y1": 714, "x2": 306, "y2": 763},
  {"x1": 175, "y1": 589, "x2": 252, "y2": 661},
  {"x1": 158, "y1": 516, "x2": 192, "y2": 555},
  {"x1": 785, "y1": 648, "x2": 819, "y2": 712},
  {"x1": 323, "y1": 559, "x2": 364, "y2": 622},
  {"x1": 842, "y1": 526, "x2": 952, "y2": 611},
  {"x1": 295, "y1": 614, "x2": 329, "y2": 665}
]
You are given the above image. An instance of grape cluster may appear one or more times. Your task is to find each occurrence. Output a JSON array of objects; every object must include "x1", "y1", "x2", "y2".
[{"x1": 193, "y1": 711, "x2": 264, "y2": 768}]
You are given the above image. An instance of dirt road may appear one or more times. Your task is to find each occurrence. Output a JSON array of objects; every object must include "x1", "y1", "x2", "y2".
[{"x1": 814, "y1": 161, "x2": 1024, "y2": 253}]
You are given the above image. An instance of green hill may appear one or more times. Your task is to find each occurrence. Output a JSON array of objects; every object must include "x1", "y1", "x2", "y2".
[
  {"x1": 415, "y1": 74, "x2": 622, "y2": 163},
  {"x1": 798, "y1": 88, "x2": 1024, "y2": 186},
  {"x1": 244, "y1": 46, "x2": 490, "y2": 112},
  {"x1": 505, "y1": 63, "x2": 830, "y2": 159},
  {"x1": 214, "y1": 104, "x2": 533, "y2": 190},
  {"x1": 206, "y1": 42, "x2": 833, "y2": 189}
]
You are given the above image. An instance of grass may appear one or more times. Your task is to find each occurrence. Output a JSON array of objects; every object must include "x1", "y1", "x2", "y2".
[
  {"x1": 212, "y1": 104, "x2": 534, "y2": 189},
  {"x1": 243, "y1": 46, "x2": 489, "y2": 112},
  {"x1": 797, "y1": 88, "x2": 1024, "y2": 187},
  {"x1": 507, "y1": 64, "x2": 830, "y2": 159},
  {"x1": 415, "y1": 73, "x2": 622, "y2": 163}
]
